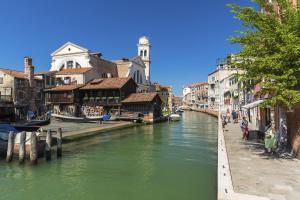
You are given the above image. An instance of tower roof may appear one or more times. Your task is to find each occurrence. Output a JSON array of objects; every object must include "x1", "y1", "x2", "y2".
[{"x1": 139, "y1": 36, "x2": 150, "y2": 45}]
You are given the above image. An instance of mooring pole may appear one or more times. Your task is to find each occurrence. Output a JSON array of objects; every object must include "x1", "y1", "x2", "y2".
[
  {"x1": 6, "y1": 131, "x2": 15, "y2": 162},
  {"x1": 57, "y1": 128, "x2": 62, "y2": 158},
  {"x1": 19, "y1": 131, "x2": 26, "y2": 164},
  {"x1": 30, "y1": 132, "x2": 38, "y2": 165},
  {"x1": 45, "y1": 129, "x2": 52, "y2": 161}
]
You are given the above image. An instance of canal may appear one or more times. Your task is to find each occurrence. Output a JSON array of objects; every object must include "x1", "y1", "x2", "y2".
[{"x1": 0, "y1": 112, "x2": 218, "y2": 200}]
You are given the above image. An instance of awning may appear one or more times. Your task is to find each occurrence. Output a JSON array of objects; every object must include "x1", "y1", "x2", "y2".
[{"x1": 242, "y1": 99, "x2": 264, "y2": 109}]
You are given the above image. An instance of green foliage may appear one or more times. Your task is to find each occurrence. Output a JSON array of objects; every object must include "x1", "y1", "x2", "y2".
[{"x1": 228, "y1": 0, "x2": 300, "y2": 108}]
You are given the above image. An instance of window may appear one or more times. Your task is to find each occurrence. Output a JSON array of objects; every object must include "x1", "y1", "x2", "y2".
[
  {"x1": 76, "y1": 62, "x2": 81, "y2": 68},
  {"x1": 59, "y1": 64, "x2": 65, "y2": 70},
  {"x1": 51, "y1": 77, "x2": 55, "y2": 86},
  {"x1": 140, "y1": 50, "x2": 143, "y2": 56},
  {"x1": 0, "y1": 77, "x2": 3, "y2": 84},
  {"x1": 139, "y1": 74, "x2": 142, "y2": 84},
  {"x1": 64, "y1": 77, "x2": 71, "y2": 84},
  {"x1": 46, "y1": 76, "x2": 50, "y2": 85},
  {"x1": 67, "y1": 61, "x2": 73, "y2": 69},
  {"x1": 144, "y1": 50, "x2": 147, "y2": 57},
  {"x1": 133, "y1": 72, "x2": 136, "y2": 82},
  {"x1": 137, "y1": 71, "x2": 140, "y2": 83},
  {"x1": 101, "y1": 73, "x2": 108, "y2": 78}
]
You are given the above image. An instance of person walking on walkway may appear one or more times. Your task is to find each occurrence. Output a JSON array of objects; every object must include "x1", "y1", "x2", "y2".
[
  {"x1": 264, "y1": 121, "x2": 276, "y2": 155},
  {"x1": 226, "y1": 109, "x2": 231, "y2": 123},
  {"x1": 222, "y1": 113, "x2": 227, "y2": 128},
  {"x1": 240, "y1": 117, "x2": 249, "y2": 140},
  {"x1": 232, "y1": 110, "x2": 238, "y2": 123}
]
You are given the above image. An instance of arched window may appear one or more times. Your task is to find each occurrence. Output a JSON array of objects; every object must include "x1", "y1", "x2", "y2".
[
  {"x1": 75, "y1": 62, "x2": 81, "y2": 68},
  {"x1": 59, "y1": 64, "x2": 65, "y2": 71},
  {"x1": 140, "y1": 74, "x2": 142, "y2": 84},
  {"x1": 144, "y1": 50, "x2": 147, "y2": 57},
  {"x1": 140, "y1": 50, "x2": 143, "y2": 57},
  {"x1": 67, "y1": 61, "x2": 73, "y2": 69}
]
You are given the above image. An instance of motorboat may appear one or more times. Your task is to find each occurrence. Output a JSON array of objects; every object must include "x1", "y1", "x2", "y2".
[
  {"x1": 169, "y1": 113, "x2": 181, "y2": 121},
  {"x1": 12, "y1": 118, "x2": 51, "y2": 131},
  {"x1": 176, "y1": 108, "x2": 184, "y2": 115},
  {"x1": 51, "y1": 113, "x2": 106, "y2": 123}
]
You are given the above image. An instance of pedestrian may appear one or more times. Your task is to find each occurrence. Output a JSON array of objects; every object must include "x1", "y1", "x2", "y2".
[
  {"x1": 226, "y1": 109, "x2": 231, "y2": 123},
  {"x1": 240, "y1": 117, "x2": 249, "y2": 140},
  {"x1": 231, "y1": 110, "x2": 238, "y2": 123},
  {"x1": 222, "y1": 113, "x2": 227, "y2": 128},
  {"x1": 264, "y1": 121, "x2": 276, "y2": 155}
]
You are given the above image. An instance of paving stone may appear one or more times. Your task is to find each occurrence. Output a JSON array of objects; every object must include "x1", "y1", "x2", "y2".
[{"x1": 224, "y1": 122, "x2": 300, "y2": 200}]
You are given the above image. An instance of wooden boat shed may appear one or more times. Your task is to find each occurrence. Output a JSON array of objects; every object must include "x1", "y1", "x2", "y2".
[{"x1": 122, "y1": 92, "x2": 163, "y2": 122}]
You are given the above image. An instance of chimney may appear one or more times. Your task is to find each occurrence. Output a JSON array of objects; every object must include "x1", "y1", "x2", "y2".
[
  {"x1": 24, "y1": 56, "x2": 36, "y2": 112},
  {"x1": 24, "y1": 56, "x2": 34, "y2": 86}
]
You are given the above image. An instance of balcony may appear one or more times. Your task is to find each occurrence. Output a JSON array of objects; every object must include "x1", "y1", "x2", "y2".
[
  {"x1": 83, "y1": 96, "x2": 121, "y2": 106},
  {"x1": 46, "y1": 96, "x2": 74, "y2": 104}
]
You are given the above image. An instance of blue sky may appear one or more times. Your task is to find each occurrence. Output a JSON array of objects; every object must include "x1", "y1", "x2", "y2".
[{"x1": 0, "y1": 0, "x2": 253, "y2": 95}]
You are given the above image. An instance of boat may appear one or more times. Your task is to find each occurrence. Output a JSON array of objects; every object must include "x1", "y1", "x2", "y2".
[
  {"x1": 176, "y1": 108, "x2": 184, "y2": 115},
  {"x1": 12, "y1": 118, "x2": 51, "y2": 131},
  {"x1": 169, "y1": 113, "x2": 181, "y2": 121},
  {"x1": 52, "y1": 113, "x2": 103, "y2": 123}
]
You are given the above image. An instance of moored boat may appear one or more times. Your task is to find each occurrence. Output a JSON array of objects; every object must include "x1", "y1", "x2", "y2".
[
  {"x1": 52, "y1": 113, "x2": 104, "y2": 123},
  {"x1": 170, "y1": 113, "x2": 181, "y2": 121},
  {"x1": 12, "y1": 118, "x2": 51, "y2": 131}
]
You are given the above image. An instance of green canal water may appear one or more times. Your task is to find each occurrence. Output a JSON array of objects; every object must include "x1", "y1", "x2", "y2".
[{"x1": 0, "y1": 112, "x2": 218, "y2": 200}]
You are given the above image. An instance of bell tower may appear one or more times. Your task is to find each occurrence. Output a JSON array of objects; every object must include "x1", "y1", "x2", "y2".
[{"x1": 138, "y1": 36, "x2": 151, "y2": 82}]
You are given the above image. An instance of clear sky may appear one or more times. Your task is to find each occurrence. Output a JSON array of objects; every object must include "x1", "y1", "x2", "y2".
[{"x1": 0, "y1": 0, "x2": 253, "y2": 95}]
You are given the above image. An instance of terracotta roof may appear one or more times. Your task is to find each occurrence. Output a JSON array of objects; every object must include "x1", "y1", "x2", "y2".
[
  {"x1": 113, "y1": 59, "x2": 131, "y2": 64},
  {"x1": 35, "y1": 71, "x2": 57, "y2": 76},
  {"x1": 44, "y1": 84, "x2": 85, "y2": 92},
  {"x1": 56, "y1": 68, "x2": 92, "y2": 75},
  {"x1": 190, "y1": 82, "x2": 208, "y2": 87},
  {"x1": 0, "y1": 68, "x2": 41, "y2": 80},
  {"x1": 122, "y1": 92, "x2": 160, "y2": 103},
  {"x1": 80, "y1": 77, "x2": 133, "y2": 90},
  {"x1": 0, "y1": 68, "x2": 26, "y2": 79}
]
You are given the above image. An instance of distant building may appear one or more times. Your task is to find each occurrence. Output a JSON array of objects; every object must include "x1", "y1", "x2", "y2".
[
  {"x1": 208, "y1": 56, "x2": 238, "y2": 111},
  {"x1": 182, "y1": 86, "x2": 191, "y2": 108},
  {"x1": 189, "y1": 82, "x2": 208, "y2": 109},
  {"x1": 173, "y1": 96, "x2": 183, "y2": 108},
  {"x1": 0, "y1": 57, "x2": 44, "y2": 121},
  {"x1": 153, "y1": 83, "x2": 173, "y2": 111}
]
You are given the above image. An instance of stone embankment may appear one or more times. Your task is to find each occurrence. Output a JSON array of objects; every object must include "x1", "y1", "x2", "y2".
[{"x1": 191, "y1": 108, "x2": 218, "y2": 118}]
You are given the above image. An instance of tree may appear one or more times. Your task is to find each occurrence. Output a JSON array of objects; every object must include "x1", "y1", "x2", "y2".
[{"x1": 228, "y1": 0, "x2": 300, "y2": 109}]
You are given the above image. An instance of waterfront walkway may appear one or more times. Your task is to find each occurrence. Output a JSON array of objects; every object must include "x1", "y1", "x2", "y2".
[
  {"x1": 42, "y1": 120, "x2": 135, "y2": 141},
  {"x1": 224, "y1": 122, "x2": 300, "y2": 200}
]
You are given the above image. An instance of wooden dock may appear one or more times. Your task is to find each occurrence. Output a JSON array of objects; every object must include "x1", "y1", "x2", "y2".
[{"x1": 41, "y1": 120, "x2": 138, "y2": 141}]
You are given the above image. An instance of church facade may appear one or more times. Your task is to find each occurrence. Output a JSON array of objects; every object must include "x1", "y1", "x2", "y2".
[{"x1": 48, "y1": 36, "x2": 152, "y2": 92}]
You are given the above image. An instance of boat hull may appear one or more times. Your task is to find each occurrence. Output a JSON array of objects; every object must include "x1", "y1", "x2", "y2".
[{"x1": 52, "y1": 114, "x2": 102, "y2": 123}]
